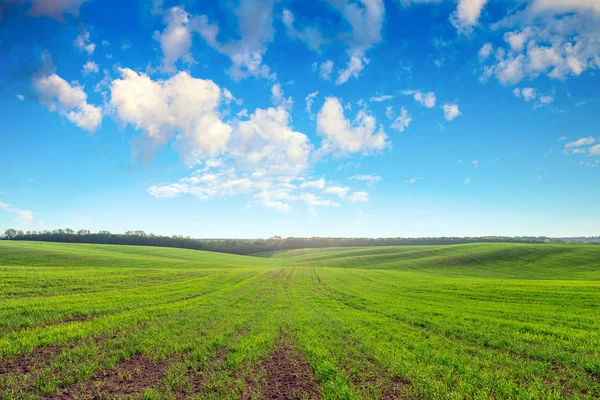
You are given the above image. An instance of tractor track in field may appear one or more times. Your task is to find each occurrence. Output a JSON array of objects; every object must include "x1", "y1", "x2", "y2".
[
  {"x1": 174, "y1": 326, "x2": 251, "y2": 397},
  {"x1": 2, "y1": 315, "x2": 95, "y2": 336},
  {"x1": 338, "y1": 332, "x2": 416, "y2": 399}
]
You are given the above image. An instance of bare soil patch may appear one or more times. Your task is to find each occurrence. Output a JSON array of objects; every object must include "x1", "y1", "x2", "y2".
[
  {"x1": 0, "y1": 344, "x2": 70, "y2": 378},
  {"x1": 256, "y1": 340, "x2": 321, "y2": 400},
  {"x1": 48, "y1": 353, "x2": 168, "y2": 399}
]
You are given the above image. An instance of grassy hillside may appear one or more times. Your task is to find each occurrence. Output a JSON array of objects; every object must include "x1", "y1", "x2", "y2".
[{"x1": 0, "y1": 241, "x2": 599, "y2": 399}]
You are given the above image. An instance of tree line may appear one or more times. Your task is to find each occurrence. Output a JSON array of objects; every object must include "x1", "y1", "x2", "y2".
[{"x1": 0, "y1": 228, "x2": 577, "y2": 255}]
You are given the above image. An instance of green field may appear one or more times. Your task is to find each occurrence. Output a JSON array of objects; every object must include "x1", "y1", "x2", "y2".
[{"x1": 0, "y1": 241, "x2": 599, "y2": 399}]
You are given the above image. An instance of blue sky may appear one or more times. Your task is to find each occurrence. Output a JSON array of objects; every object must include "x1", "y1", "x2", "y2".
[{"x1": 1, "y1": 0, "x2": 599, "y2": 238}]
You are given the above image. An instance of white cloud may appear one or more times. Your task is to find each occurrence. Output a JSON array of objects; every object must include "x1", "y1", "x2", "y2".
[
  {"x1": 270, "y1": 83, "x2": 293, "y2": 110},
  {"x1": 297, "y1": 193, "x2": 340, "y2": 207},
  {"x1": 0, "y1": 201, "x2": 34, "y2": 224},
  {"x1": 316, "y1": 97, "x2": 389, "y2": 157},
  {"x1": 305, "y1": 91, "x2": 319, "y2": 118},
  {"x1": 148, "y1": 168, "x2": 366, "y2": 212},
  {"x1": 300, "y1": 179, "x2": 326, "y2": 190},
  {"x1": 350, "y1": 174, "x2": 381, "y2": 183},
  {"x1": 34, "y1": 73, "x2": 102, "y2": 132},
  {"x1": 16, "y1": 94, "x2": 24, "y2": 101},
  {"x1": 325, "y1": 0, "x2": 385, "y2": 84},
  {"x1": 402, "y1": 90, "x2": 436, "y2": 108},
  {"x1": 590, "y1": 144, "x2": 600, "y2": 156},
  {"x1": 398, "y1": 0, "x2": 443, "y2": 5},
  {"x1": 233, "y1": 106, "x2": 311, "y2": 176},
  {"x1": 563, "y1": 137, "x2": 596, "y2": 155},
  {"x1": 319, "y1": 60, "x2": 334, "y2": 80},
  {"x1": 282, "y1": 8, "x2": 326, "y2": 52},
  {"x1": 521, "y1": 87, "x2": 536, "y2": 101},
  {"x1": 109, "y1": 68, "x2": 231, "y2": 162},
  {"x1": 82, "y1": 61, "x2": 99, "y2": 75},
  {"x1": 479, "y1": 10, "x2": 600, "y2": 84},
  {"x1": 464, "y1": 178, "x2": 471, "y2": 184},
  {"x1": 385, "y1": 106, "x2": 394, "y2": 120},
  {"x1": 403, "y1": 177, "x2": 420, "y2": 184},
  {"x1": 369, "y1": 94, "x2": 393, "y2": 102},
  {"x1": 513, "y1": 87, "x2": 556, "y2": 108},
  {"x1": 530, "y1": 0, "x2": 600, "y2": 14},
  {"x1": 478, "y1": 43, "x2": 493, "y2": 60},
  {"x1": 155, "y1": 6, "x2": 194, "y2": 73},
  {"x1": 323, "y1": 186, "x2": 349, "y2": 198},
  {"x1": 192, "y1": 0, "x2": 276, "y2": 81},
  {"x1": 347, "y1": 191, "x2": 369, "y2": 202},
  {"x1": 450, "y1": 0, "x2": 488, "y2": 34},
  {"x1": 26, "y1": 0, "x2": 87, "y2": 20},
  {"x1": 222, "y1": 88, "x2": 242, "y2": 105},
  {"x1": 321, "y1": 185, "x2": 368, "y2": 203},
  {"x1": 391, "y1": 107, "x2": 413, "y2": 132},
  {"x1": 443, "y1": 103, "x2": 462, "y2": 121},
  {"x1": 74, "y1": 28, "x2": 95, "y2": 55},
  {"x1": 337, "y1": 53, "x2": 369, "y2": 85},
  {"x1": 471, "y1": 160, "x2": 479, "y2": 168}
]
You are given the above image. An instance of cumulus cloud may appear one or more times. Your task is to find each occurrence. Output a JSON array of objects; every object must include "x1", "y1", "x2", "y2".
[
  {"x1": 0, "y1": 201, "x2": 34, "y2": 224},
  {"x1": 478, "y1": 43, "x2": 493, "y2": 60},
  {"x1": 513, "y1": 87, "x2": 555, "y2": 107},
  {"x1": 232, "y1": 106, "x2": 311, "y2": 176},
  {"x1": 337, "y1": 53, "x2": 370, "y2": 85},
  {"x1": 305, "y1": 91, "x2": 319, "y2": 118},
  {"x1": 282, "y1": 8, "x2": 326, "y2": 52},
  {"x1": 479, "y1": 8, "x2": 600, "y2": 84},
  {"x1": 109, "y1": 68, "x2": 231, "y2": 162},
  {"x1": 403, "y1": 177, "x2": 420, "y2": 184},
  {"x1": 402, "y1": 90, "x2": 436, "y2": 108},
  {"x1": 34, "y1": 73, "x2": 102, "y2": 132},
  {"x1": 298, "y1": 0, "x2": 385, "y2": 84},
  {"x1": 154, "y1": 6, "x2": 194, "y2": 73},
  {"x1": 192, "y1": 0, "x2": 276, "y2": 81},
  {"x1": 563, "y1": 137, "x2": 597, "y2": 155},
  {"x1": 74, "y1": 28, "x2": 95, "y2": 55},
  {"x1": 513, "y1": 87, "x2": 536, "y2": 101},
  {"x1": 443, "y1": 102, "x2": 462, "y2": 121},
  {"x1": 318, "y1": 60, "x2": 334, "y2": 80},
  {"x1": 451, "y1": 0, "x2": 488, "y2": 34},
  {"x1": 590, "y1": 144, "x2": 600, "y2": 156},
  {"x1": 385, "y1": 106, "x2": 394, "y2": 120},
  {"x1": 270, "y1": 83, "x2": 293, "y2": 110},
  {"x1": 82, "y1": 61, "x2": 98, "y2": 75},
  {"x1": 316, "y1": 97, "x2": 389, "y2": 157},
  {"x1": 391, "y1": 107, "x2": 412, "y2": 132}
]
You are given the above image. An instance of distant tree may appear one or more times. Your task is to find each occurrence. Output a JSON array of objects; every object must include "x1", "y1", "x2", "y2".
[{"x1": 4, "y1": 228, "x2": 17, "y2": 239}]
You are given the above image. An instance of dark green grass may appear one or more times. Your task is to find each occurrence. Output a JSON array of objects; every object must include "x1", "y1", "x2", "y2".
[{"x1": 0, "y1": 241, "x2": 599, "y2": 399}]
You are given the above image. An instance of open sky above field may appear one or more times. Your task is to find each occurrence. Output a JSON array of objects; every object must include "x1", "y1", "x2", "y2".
[{"x1": 1, "y1": 0, "x2": 599, "y2": 237}]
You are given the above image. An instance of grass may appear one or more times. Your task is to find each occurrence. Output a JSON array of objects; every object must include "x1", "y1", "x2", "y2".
[{"x1": 0, "y1": 240, "x2": 599, "y2": 399}]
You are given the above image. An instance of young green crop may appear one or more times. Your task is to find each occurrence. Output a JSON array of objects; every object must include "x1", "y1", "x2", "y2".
[{"x1": 0, "y1": 241, "x2": 598, "y2": 399}]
